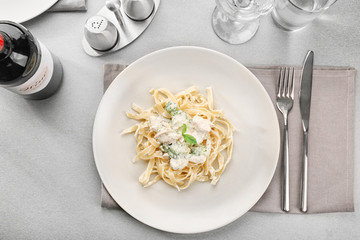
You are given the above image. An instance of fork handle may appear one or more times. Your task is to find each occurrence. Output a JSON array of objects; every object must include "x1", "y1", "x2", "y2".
[
  {"x1": 282, "y1": 116, "x2": 290, "y2": 212},
  {"x1": 300, "y1": 131, "x2": 309, "y2": 212}
]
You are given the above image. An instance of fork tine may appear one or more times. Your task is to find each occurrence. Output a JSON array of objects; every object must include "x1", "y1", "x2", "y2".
[
  {"x1": 281, "y1": 67, "x2": 289, "y2": 97},
  {"x1": 285, "y1": 67, "x2": 291, "y2": 97},
  {"x1": 290, "y1": 67, "x2": 295, "y2": 99},
  {"x1": 277, "y1": 67, "x2": 283, "y2": 97}
]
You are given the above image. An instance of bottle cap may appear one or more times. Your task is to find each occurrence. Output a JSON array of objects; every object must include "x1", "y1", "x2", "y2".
[
  {"x1": 0, "y1": 32, "x2": 11, "y2": 60},
  {"x1": 0, "y1": 33, "x2": 4, "y2": 52}
]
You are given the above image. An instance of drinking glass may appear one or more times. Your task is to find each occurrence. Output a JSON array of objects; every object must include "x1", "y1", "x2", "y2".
[
  {"x1": 272, "y1": 0, "x2": 338, "y2": 31},
  {"x1": 212, "y1": 0, "x2": 274, "y2": 44}
]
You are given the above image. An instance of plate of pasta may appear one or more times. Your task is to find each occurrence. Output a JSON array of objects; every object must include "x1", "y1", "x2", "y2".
[{"x1": 93, "y1": 46, "x2": 280, "y2": 233}]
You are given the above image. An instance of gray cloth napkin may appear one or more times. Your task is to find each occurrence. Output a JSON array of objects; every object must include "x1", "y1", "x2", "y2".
[
  {"x1": 100, "y1": 64, "x2": 356, "y2": 213},
  {"x1": 48, "y1": 0, "x2": 87, "y2": 12}
]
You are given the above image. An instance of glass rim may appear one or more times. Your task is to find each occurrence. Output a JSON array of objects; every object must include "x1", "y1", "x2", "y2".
[{"x1": 288, "y1": 0, "x2": 338, "y2": 13}]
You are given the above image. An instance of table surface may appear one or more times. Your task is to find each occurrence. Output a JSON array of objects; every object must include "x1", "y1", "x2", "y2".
[{"x1": 1, "y1": 0, "x2": 359, "y2": 239}]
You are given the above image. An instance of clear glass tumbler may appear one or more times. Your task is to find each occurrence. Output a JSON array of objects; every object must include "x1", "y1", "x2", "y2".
[
  {"x1": 212, "y1": 0, "x2": 274, "y2": 44},
  {"x1": 272, "y1": 0, "x2": 338, "y2": 31}
]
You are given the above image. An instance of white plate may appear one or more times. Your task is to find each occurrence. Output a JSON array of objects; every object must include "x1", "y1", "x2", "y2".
[
  {"x1": 0, "y1": 0, "x2": 58, "y2": 23},
  {"x1": 93, "y1": 46, "x2": 280, "y2": 234}
]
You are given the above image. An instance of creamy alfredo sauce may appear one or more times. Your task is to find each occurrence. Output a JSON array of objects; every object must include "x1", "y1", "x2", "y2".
[{"x1": 149, "y1": 102, "x2": 213, "y2": 170}]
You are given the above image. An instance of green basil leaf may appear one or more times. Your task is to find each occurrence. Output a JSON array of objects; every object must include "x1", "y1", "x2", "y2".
[
  {"x1": 183, "y1": 134, "x2": 197, "y2": 145},
  {"x1": 182, "y1": 124, "x2": 187, "y2": 135}
]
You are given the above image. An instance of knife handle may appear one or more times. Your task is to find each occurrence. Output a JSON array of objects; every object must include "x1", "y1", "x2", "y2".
[
  {"x1": 300, "y1": 131, "x2": 308, "y2": 212},
  {"x1": 282, "y1": 118, "x2": 290, "y2": 212}
]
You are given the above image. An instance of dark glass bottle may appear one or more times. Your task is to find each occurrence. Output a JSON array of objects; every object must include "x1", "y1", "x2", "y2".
[{"x1": 0, "y1": 20, "x2": 63, "y2": 99}]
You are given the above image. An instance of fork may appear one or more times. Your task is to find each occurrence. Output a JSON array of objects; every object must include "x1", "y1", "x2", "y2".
[{"x1": 276, "y1": 67, "x2": 295, "y2": 212}]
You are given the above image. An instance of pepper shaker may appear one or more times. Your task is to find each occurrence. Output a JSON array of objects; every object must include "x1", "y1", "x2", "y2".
[{"x1": 123, "y1": 0, "x2": 155, "y2": 21}]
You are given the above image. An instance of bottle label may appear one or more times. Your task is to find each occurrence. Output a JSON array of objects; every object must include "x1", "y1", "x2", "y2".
[{"x1": 6, "y1": 41, "x2": 54, "y2": 95}]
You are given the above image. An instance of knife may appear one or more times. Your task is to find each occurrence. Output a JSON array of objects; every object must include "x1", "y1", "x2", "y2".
[{"x1": 299, "y1": 50, "x2": 314, "y2": 213}]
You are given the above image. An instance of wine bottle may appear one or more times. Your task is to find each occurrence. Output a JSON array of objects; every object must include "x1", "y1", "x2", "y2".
[{"x1": 0, "y1": 20, "x2": 63, "y2": 100}]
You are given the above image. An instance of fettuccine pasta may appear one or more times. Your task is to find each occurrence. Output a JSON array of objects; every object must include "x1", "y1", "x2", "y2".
[{"x1": 122, "y1": 86, "x2": 234, "y2": 190}]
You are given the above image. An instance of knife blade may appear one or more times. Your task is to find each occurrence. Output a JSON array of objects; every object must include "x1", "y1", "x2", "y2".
[{"x1": 299, "y1": 50, "x2": 314, "y2": 213}]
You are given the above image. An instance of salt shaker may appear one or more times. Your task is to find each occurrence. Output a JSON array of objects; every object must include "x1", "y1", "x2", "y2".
[{"x1": 84, "y1": 15, "x2": 119, "y2": 52}]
